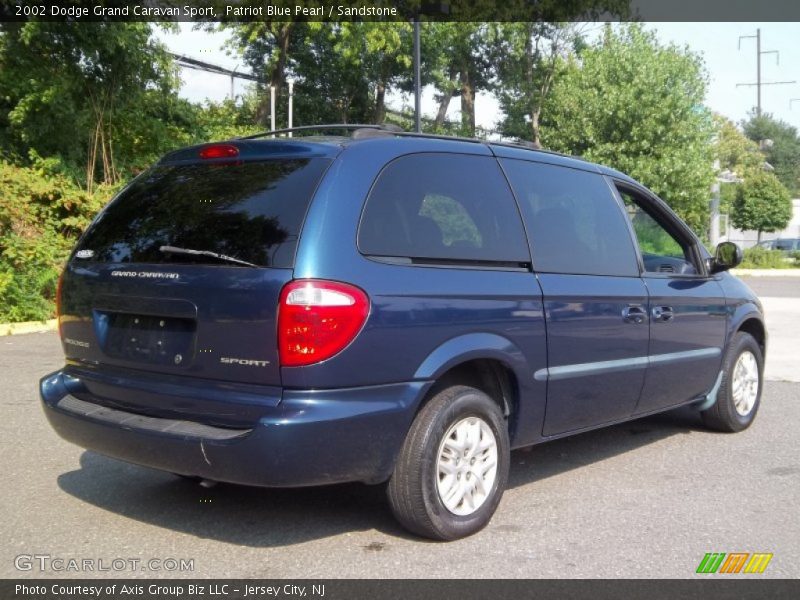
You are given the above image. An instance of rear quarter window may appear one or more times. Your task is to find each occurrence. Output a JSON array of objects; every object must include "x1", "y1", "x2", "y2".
[
  {"x1": 75, "y1": 158, "x2": 330, "y2": 268},
  {"x1": 358, "y1": 153, "x2": 530, "y2": 264}
]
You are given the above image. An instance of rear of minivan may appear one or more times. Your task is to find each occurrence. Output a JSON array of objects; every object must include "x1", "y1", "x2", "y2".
[{"x1": 39, "y1": 139, "x2": 420, "y2": 488}]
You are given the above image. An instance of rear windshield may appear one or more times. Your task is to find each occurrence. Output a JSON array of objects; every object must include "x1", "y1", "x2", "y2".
[{"x1": 75, "y1": 158, "x2": 330, "y2": 268}]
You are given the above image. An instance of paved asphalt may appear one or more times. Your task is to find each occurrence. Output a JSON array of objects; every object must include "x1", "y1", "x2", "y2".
[{"x1": 1, "y1": 277, "x2": 798, "y2": 579}]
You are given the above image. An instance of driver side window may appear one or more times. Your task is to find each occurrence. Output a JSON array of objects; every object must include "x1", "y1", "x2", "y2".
[{"x1": 618, "y1": 189, "x2": 696, "y2": 275}]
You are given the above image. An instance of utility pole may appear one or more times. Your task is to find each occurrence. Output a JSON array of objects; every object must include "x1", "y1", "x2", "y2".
[
  {"x1": 230, "y1": 65, "x2": 238, "y2": 102},
  {"x1": 413, "y1": 20, "x2": 421, "y2": 133},
  {"x1": 288, "y1": 80, "x2": 294, "y2": 137},
  {"x1": 736, "y1": 29, "x2": 795, "y2": 116},
  {"x1": 270, "y1": 86, "x2": 276, "y2": 137}
]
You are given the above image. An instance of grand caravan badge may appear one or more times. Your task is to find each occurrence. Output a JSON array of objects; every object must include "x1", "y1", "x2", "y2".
[{"x1": 110, "y1": 271, "x2": 180, "y2": 280}]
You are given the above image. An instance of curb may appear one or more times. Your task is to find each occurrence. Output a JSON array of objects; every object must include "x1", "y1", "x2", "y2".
[
  {"x1": 732, "y1": 269, "x2": 800, "y2": 277},
  {"x1": 0, "y1": 319, "x2": 58, "y2": 337}
]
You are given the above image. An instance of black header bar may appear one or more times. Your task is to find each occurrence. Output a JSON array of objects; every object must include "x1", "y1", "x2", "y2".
[{"x1": 1, "y1": 0, "x2": 800, "y2": 22}]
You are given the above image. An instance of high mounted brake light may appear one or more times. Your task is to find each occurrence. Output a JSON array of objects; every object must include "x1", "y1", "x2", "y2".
[
  {"x1": 199, "y1": 144, "x2": 239, "y2": 159},
  {"x1": 278, "y1": 280, "x2": 370, "y2": 367}
]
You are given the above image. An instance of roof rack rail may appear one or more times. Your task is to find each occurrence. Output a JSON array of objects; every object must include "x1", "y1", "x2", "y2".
[
  {"x1": 236, "y1": 122, "x2": 574, "y2": 159},
  {"x1": 239, "y1": 123, "x2": 402, "y2": 140}
]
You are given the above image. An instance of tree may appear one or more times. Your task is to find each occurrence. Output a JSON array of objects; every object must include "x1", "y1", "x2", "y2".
[
  {"x1": 0, "y1": 22, "x2": 184, "y2": 189},
  {"x1": 712, "y1": 115, "x2": 764, "y2": 213},
  {"x1": 219, "y1": 22, "x2": 411, "y2": 127},
  {"x1": 217, "y1": 21, "x2": 301, "y2": 126},
  {"x1": 742, "y1": 112, "x2": 800, "y2": 197},
  {"x1": 714, "y1": 115, "x2": 763, "y2": 176},
  {"x1": 291, "y1": 23, "x2": 411, "y2": 125},
  {"x1": 731, "y1": 171, "x2": 792, "y2": 242},
  {"x1": 543, "y1": 24, "x2": 715, "y2": 234},
  {"x1": 494, "y1": 23, "x2": 586, "y2": 147},
  {"x1": 421, "y1": 23, "x2": 495, "y2": 135}
]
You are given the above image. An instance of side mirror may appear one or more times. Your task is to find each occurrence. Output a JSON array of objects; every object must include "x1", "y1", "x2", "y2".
[{"x1": 710, "y1": 241, "x2": 742, "y2": 274}]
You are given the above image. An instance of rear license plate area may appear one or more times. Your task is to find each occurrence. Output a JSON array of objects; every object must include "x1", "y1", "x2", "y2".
[{"x1": 100, "y1": 312, "x2": 196, "y2": 366}]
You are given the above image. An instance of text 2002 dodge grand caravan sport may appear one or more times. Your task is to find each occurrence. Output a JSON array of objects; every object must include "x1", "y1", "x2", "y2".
[{"x1": 41, "y1": 126, "x2": 765, "y2": 540}]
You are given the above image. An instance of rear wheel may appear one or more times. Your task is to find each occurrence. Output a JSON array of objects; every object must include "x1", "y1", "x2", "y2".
[
  {"x1": 387, "y1": 385, "x2": 510, "y2": 540},
  {"x1": 701, "y1": 332, "x2": 763, "y2": 432}
]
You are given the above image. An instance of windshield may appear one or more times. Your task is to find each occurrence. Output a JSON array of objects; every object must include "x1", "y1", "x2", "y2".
[{"x1": 75, "y1": 158, "x2": 330, "y2": 268}]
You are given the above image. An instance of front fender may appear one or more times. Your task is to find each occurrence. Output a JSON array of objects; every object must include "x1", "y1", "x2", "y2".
[{"x1": 729, "y1": 301, "x2": 767, "y2": 355}]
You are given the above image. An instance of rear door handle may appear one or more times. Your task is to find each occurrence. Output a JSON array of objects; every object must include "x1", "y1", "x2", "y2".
[
  {"x1": 652, "y1": 306, "x2": 674, "y2": 322},
  {"x1": 622, "y1": 305, "x2": 647, "y2": 324}
]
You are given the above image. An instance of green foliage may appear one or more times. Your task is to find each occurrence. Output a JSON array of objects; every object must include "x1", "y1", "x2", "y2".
[
  {"x1": 0, "y1": 161, "x2": 113, "y2": 322},
  {"x1": 189, "y1": 96, "x2": 262, "y2": 141},
  {"x1": 542, "y1": 24, "x2": 716, "y2": 235},
  {"x1": 494, "y1": 22, "x2": 584, "y2": 146},
  {"x1": 742, "y1": 112, "x2": 800, "y2": 197},
  {"x1": 0, "y1": 22, "x2": 184, "y2": 186},
  {"x1": 731, "y1": 171, "x2": 792, "y2": 239},
  {"x1": 714, "y1": 114, "x2": 764, "y2": 176},
  {"x1": 631, "y1": 218, "x2": 683, "y2": 257},
  {"x1": 739, "y1": 246, "x2": 796, "y2": 269},
  {"x1": 220, "y1": 22, "x2": 411, "y2": 126},
  {"x1": 420, "y1": 195, "x2": 481, "y2": 247}
]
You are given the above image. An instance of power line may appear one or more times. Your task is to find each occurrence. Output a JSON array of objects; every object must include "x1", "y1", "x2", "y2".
[
  {"x1": 736, "y1": 28, "x2": 796, "y2": 117},
  {"x1": 168, "y1": 52, "x2": 263, "y2": 83}
]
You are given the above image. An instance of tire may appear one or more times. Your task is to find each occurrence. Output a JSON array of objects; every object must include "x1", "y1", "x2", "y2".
[
  {"x1": 387, "y1": 385, "x2": 510, "y2": 541},
  {"x1": 701, "y1": 332, "x2": 764, "y2": 433}
]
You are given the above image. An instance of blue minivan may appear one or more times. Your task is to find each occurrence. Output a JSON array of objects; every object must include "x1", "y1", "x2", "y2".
[{"x1": 40, "y1": 126, "x2": 765, "y2": 540}]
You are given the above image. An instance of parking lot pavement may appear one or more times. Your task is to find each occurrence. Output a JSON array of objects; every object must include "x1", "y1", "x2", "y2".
[
  {"x1": 740, "y1": 277, "x2": 800, "y2": 383},
  {"x1": 1, "y1": 278, "x2": 798, "y2": 579}
]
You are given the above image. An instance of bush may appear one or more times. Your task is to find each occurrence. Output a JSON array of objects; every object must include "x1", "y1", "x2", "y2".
[
  {"x1": 739, "y1": 246, "x2": 795, "y2": 269},
  {"x1": 0, "y1": 160, "x2": 115, "y2": 322}
]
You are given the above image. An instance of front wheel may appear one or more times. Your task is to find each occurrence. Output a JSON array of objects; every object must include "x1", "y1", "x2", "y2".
[
  {"x1": 701, "y1": 332, "x2": 764, "y2": 433},
  {"x1": 387, "y1": 385, "x2": 510, "y2": 540}
]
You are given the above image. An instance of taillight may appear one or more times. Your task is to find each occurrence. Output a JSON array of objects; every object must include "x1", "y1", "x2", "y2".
[
  {"x1": 199, "y1": 144, "x2": 239, "y2": 159},
  {"x1": 55, "y1": 269, "x2": 65, "y2": 338},
  {"x1": 278, "y1": 279, "x2": 369, "y2": 367}
]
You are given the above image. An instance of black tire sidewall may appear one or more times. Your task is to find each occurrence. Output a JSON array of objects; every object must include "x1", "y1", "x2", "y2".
[
  {"x1": 417, "y1": 388, "x2": 510, "y2": 540},
  {"x1": 717, "y1": 333, "x2": 764, "y2": 431}
]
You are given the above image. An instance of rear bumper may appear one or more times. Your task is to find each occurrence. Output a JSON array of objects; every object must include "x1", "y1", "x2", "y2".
[{"x1": 40, "y1": 369, "x2": 428, "y2": 487}]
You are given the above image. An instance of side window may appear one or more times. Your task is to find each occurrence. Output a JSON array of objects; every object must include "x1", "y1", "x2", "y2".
[
  {"x1": 358, "y1": 153, "x2": 530, "y2": 263},
  {"x1": 500, "y1": 159, "x2": 639, "y2": 277},
  {"x1": 617, "y1": 188, "x2": 697, "y2": 275}
]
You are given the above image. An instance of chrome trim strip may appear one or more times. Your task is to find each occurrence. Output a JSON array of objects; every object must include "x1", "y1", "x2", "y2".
[{"x1": 534, "y1": 348, "x2": 722, "y2": 382}]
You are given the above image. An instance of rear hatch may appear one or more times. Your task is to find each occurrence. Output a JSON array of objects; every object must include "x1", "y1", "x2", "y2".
[{"x1": 59, "y1": 142, "x2": 335, "y2": 391}]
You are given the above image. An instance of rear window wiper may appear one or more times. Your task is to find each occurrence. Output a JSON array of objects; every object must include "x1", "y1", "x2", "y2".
[{"x1": 159, "y1": 245, "x2": 259, "y2": 268}]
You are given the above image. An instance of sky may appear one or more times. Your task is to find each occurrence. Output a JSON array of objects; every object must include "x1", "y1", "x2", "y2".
[{"x1": 154, "y1": 21, "x2": 800, "y2": 131}]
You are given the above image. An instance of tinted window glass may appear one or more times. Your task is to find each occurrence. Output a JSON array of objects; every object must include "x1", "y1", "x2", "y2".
[
  {"x1": 618, "y1": 189, "x2": 696, "y2": 274},
  {"x1": 358, "y1": 153, "x2": 530, "y2": 263},
  {"x1": 501, "y1": 159, "x2": 638, "y2": 277},
  {"x1": 75, "y1": 159, "x2": 329, "y2": 268}
]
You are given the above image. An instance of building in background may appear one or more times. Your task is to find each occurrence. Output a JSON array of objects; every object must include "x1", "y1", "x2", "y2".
[{"x1": 722, "y1": 199, "x2": 800, "y2": 248}]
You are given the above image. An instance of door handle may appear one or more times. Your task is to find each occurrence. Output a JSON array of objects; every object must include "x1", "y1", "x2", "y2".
[
  {"x1": 622, "y1": 305, "x2": 647, "y2": 324},
  {"x1": 652, "y1": 306, "x2": 674, "y2": 322}
]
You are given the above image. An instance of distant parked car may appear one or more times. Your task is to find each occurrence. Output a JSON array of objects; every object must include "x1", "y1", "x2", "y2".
[{"x1": 755, "y1": 238, "x2": 800, "y2": 252}]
